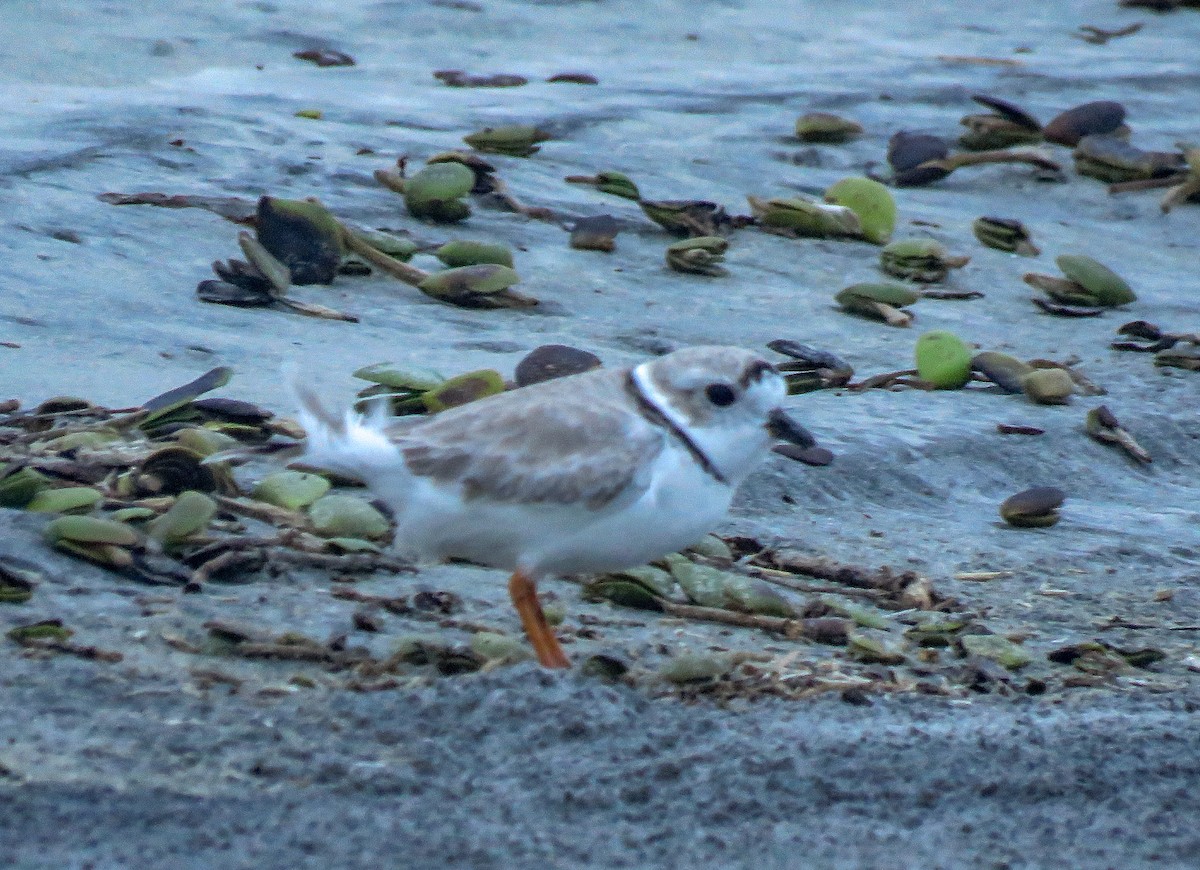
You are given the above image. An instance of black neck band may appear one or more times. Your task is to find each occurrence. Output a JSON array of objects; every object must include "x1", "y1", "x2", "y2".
[{"x1": 625, "y1": 370, "x2": 728, "y2": 485}]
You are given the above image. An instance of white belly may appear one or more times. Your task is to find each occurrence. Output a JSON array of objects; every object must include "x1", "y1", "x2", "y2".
[{"x1": 379, "y1": 446, "x2": 733, "y2": 578}]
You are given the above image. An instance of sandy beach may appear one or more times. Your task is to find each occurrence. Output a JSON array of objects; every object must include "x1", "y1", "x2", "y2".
[{"x1": 2, "y1": 0, "x2": 1199, "y2": 866}]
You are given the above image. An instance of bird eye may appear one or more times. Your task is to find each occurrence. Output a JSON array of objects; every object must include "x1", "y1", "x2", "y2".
[{"x1": 704, "y1": 383, "x2": 737, "y2": 407}]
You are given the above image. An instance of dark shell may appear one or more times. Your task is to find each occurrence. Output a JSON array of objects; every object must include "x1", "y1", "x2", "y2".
[
  {"x1": 140, "y1": 368, "x2": 233, "y2": 428},
  {"x1": 638, "y1": 199, "x2": 731, "y2": 237},
  {"x1": 1006, "y1": 486, "x2": 1066, "y2": 512},
  {"x1": 772, "y1": 444, "x2": 834, "y2": 466},
  {"x1": 135, "y1": 447, "x2": 216, "y2": 496},
  {"x1": 514, "y1": 345, "x2": 602, "y2": 387},
  {"x1": 970, "y1": 94, "x2": 1042, "y2": 131},
  {"x1": 1117, "y1": 320, "x2": 1163, "y2": 341},
  {"x1": 970, "y1": 351, "x2": 1032, "y2": 394},
  {"x1": 887, "y1": 132, "x2": 951, "y2": 186},
  {"x1": 255, "y1": 196, "x2": 343, "y2": 285},
  {"x1": 569, "y1": 215, "x2": 622, "y2": 252},
  {"x1": 1043, "y1": 101, "x2": 1126, "y2": 147},
  {"x1": 192, "y1": 398, "x2": 274, "y2": 423},
  {"x1": 212, "y1": 258, "x2": 272, "y2": 292},
  {"x1": 196, "y1": 279, "x2": 272, "y2": 306}
]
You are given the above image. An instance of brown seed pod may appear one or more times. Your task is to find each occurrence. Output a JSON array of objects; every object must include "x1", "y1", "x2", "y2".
[
  {"x1": 999, "y1": 487, "x2": 1066, "y2": 527},
  {"x1": 514, "y1": 345, "x2": 602, "y2": 387},
  {"x1": 1043, "y1": 101, "x2": 1127, "y2": 147}
]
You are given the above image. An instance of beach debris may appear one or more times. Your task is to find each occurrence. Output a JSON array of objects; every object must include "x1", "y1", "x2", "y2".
[
  {"x1": 835, "y1": 282, "x2": 919, "y2": 327},
  {"x1": 421, "y1": 370, "x2": 506, "y2": 412},
  {"x1": 996, "y1": 424, "x2": 1045, "y2": 436},
  {"x1": 433, "y1": 240, "x2": 514, "y2": 268},
  {"x1": 148, "y1": 491, "x2": 218, "y2": 547},
  {"x1": 793, "y1": 112, "x2": 862, "y2": 143},
  {"x1": 434, "y1": 69, "x2": 527, "y2": 87},
  {"x1": 972, "y1": 217, "x2": 1040, "y2": 256},
  {"x1": 847, "y1": 628, "x2": 906, "y2": 664},
  {"x1": 1085, "y1": 406, "x2": 1152, "y2": 464},
  {"x1": 915, "y1": 330, "x2": 973, "y2": 389},
  {"x1": 959, "y1": 634, "x2": 1032, "y2": 670},
  {"x1": 26, "y1": 486, "x2": 103, "y2": 514},
  {"x1": 660, "y1": 652, "x2": 735, "y2": 684},
  {"x1": 425, "y1": 150, "x2": 551, "y2": 217},
  {"x1": 514, "y1": 345, "x2": 602, "y2": 387},
  {"x1": 1159, "y1": 144, "x2": 1200, "y2": 212},
  {"x1": 889, "y1": 130, "x2": 1061, "y2": 186},
  {"x1": 888, "y1": 132, "x2": 952, "y2": 186},
  {"x1": 1025, "y1": 254, "x2": 1135, "y2": 309},
  {"x1": 823, "y1": 176, "x2": 896, "y2": 244},
  {"x1": 641, "y1": 199, "x2": 733, "y2": 237},
  {"x1": 1074, "y1": 22, "x2": 1144, "y2": 44},
  {"x1": 665, "y1": 236, "x2": 729, "y2": 276},
  {"x1": 470, "y1": 632, "x2": 533, "y2": 664},
  {"x1": 1048, "y1": 640, "x2": 1164, "y2": 673},
  {"x1": 959, "y1": 94, "x2": 1042, "y2": 151},
  {"x1": 1021, "y1": 368, "x2": 1075, "y2": 405},
  {"x1": 417, "y1": 264, "x2": 536, "y2": 308},
  {"x1": 349, "y1": 229, "x2": 418, "y2": 262},
  {"x1": 254, "y1": 194, "x2": 343, "y2": 282},
  {"x1": 98, "y1": 191, "x2": 257, "y2": 223},
  {"x1": 564, "y1": 170, "x2": 642, "y2": 201},
  {"x1": 404, "y1": 161, "x2": 476, "y2": 222},
  {"x1": 253, "y1": 471, "x2": 332, "y2": 511},
  {"x1": 748, "y1": 195, "x2": 862, "y2": 239},
  {"x1": 999, "y1": 487, "x2": 1065, "y2": 527},
  {"x1": 1030, "y1": 297, "x2": 1104, "y2": 318},
  {"x1": 569, "y1": 215, "x2": 622, "y2": 251},
  {"x1": 0, "y1": 564, "x2": 36, "y2": 604},
  {"x1": 462, "y1": 124, "x2": 551, "y2": 157},
  {"x1": 880, "y1": 239, "x2": 969, "y2": 282},
  {"x1": 1155, "y1": 345, "x2": 1200, "y2": 371},
  {"x1": 293, "y1": 48, "x2": 356, "y2": 67},
  {"x1": 545, "y1": 72, "x2": 599, "y2": 84},
  {"x1": 583, "y1": 568, "x2": 669, "y2": 611},
  {"x1": 1117, "y1": 321, "x2": 1200, "y2": 369},
  {"x1": 308, "y1": 494, "x2": 391, "y2": 540},
  {"x1": 0, "y1": 467, "x2": 49, "y2": 508},
  {"x1": 131, "y1": 445, "x2": 230, "y2": 496},
  {"x1": 971, "y1": 351, "x2": 1034, "y2": 393},
  {"x1": 199, "y1": 200, "x2": 357, "y2": 321},
  {"x1": 767, "y1": 340, "x2": 854, "y2": 394},
  {"x1": 1073, "y1": 135, "x2": 1185, "y2": 183},
  {"x1": 1043, "y1": 101, "x2": 1127, "y2": 146},
  {"x1": 353, "y1": 364, "x2": 444, "y2": 415}
]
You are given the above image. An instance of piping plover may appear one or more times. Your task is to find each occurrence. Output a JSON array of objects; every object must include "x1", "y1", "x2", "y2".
[{"x1": 294, "y1": 345, "x2": 815, "y2": 668}]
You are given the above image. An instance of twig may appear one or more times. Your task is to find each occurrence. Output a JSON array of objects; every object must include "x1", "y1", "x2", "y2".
[
  {"x1": 659, "y1": 600, "x2": 850, "y2": 643},
  {"x1": 341, "y1": 227, "x2": 431, "y2": 286},
  {"x1": 270, "y1": 549, "x2": 415, "y2": 574},
  {"x1": 212, "y1": 495, "x2": 312, "y2": 530},
  {"x1": 918, "y1": 149, "x2": 1061, "y2": 175},
  {"x1": 751, "y1": 566, "x2": 887, "y2": 601},
  {"x1": 14, "y1": 638, "x2": 123, "y2": 662},
  {"x1": 1074, "y1": 22, "x2": 1143, "y2": 44},
  {"x1": 1108, "y1": 174, "x2": 1186, "y2": 194}
]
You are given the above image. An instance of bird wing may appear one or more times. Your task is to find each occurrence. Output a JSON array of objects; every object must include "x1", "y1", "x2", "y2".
[{"x1": 387, "y1": 368, "x2": 665, "y2": 510}]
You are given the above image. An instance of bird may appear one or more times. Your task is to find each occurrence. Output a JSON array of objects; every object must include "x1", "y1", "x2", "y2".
[{"x1": 291, "y1": 345, "x2": 815, "y2": 668}]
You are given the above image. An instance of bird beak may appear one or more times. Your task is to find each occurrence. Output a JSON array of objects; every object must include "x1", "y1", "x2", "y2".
[{"x1": 766, "y1": 408, "x2": 816, "y2": 448}]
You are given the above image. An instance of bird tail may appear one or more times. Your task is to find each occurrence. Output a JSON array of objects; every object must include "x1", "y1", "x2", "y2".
[
  {"x1": 290, "y1": 378, "x2": 397, "y2": 482},
  {"x1": 204, "y1": 369, "x2": 397, "y2": 480}
]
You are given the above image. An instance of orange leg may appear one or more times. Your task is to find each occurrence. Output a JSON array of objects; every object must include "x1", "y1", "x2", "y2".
[{"x1": 508, "y1": 569, "x2": 570, "y2": 669}]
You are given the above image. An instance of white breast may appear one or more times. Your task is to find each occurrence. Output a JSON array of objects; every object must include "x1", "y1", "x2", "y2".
[{"x1": 384, "y1": 440, "x2": 732, "y2": 579}]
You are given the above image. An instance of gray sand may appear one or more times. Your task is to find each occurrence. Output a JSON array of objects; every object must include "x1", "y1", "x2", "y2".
[{"x1": 2, "y1": 0, "x2": 1200, "y2": 866}]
